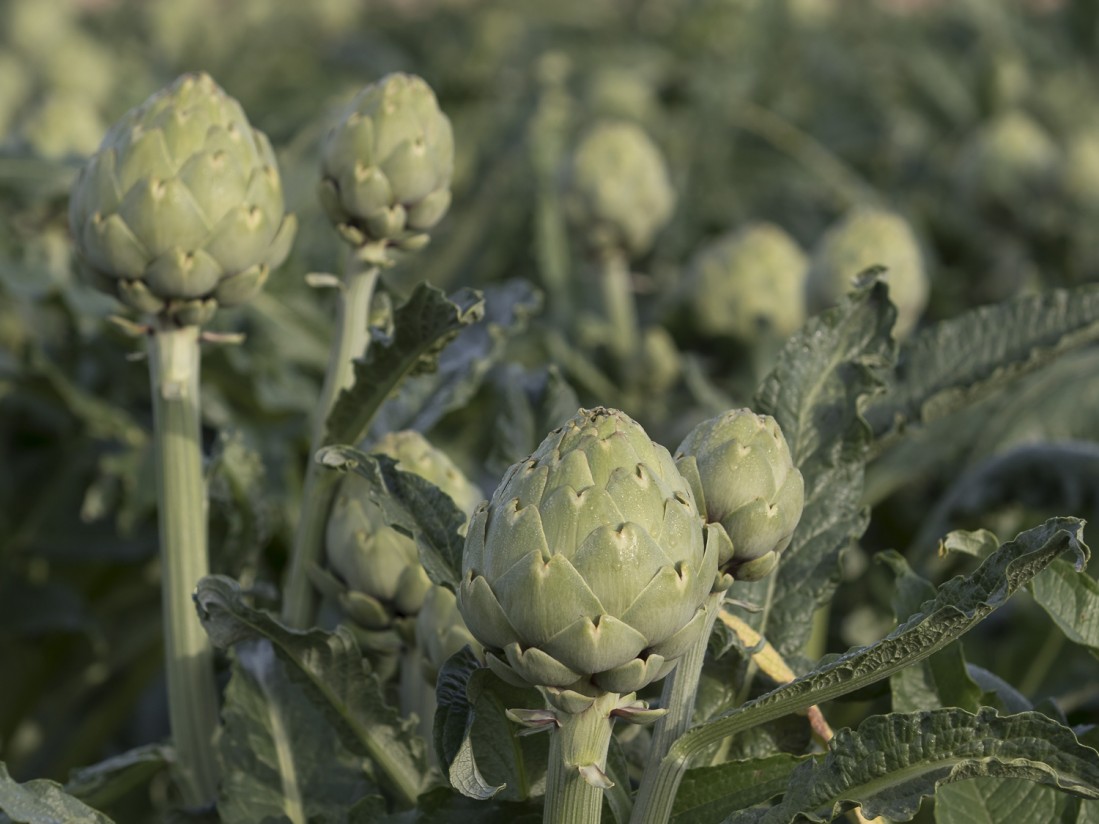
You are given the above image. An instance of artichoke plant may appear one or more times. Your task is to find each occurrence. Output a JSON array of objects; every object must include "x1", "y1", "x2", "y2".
[
  {"x1": 807, "y1": 207, "x2": 929, "y2": 339},
  {"x1": 317, "y1": 72, "x2": 454, "y2": 261},
  {"x1": 68, "y1": 72, "x2": 296, "y2": 327},
  {"x1": 562, "y1": 120, "x2": 675, "y2": 257},
  {"x1": 457, "y1": 407, "x2": 719, "y2": 696},
  {"x1": 326, "y1": 430, "x2": 482, "y2": 639},
  {"x1": 683, "y1": 222, "x2": 809, "y2": 341},
  {"x1": 675, "y1": 408, "x2": 804, "y2": 581}
]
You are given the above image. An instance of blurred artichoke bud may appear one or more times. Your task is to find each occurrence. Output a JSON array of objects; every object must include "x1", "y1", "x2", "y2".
[
  {"x1": 0, "y1": 50, "x2": 32, "y2": 138},
  {"x1": 22, "y1": 92, "x2": 106, "y2": 159},
  {"x1": 684, "y1": 222, "x2": 809, "y2": 341},
  {"x1": 318, "y1": 73, "x2": 454, "y2": 260},
  {"x1": 640, "y1": 325, "x2": 681, "y2": 395},
  {"x1": 807, "y1": 208, "x2": 928, "y2": 339},
  {"x1": 68, "y1": 72, "x2": 297, "y2": 327},
  {"x1": 327, "y1": 430, "x2": 482, "y2": 633},
  {"x1": 585, "y1": 67, "x2": 658, "y2": 123},
  {"x1": 962, "y1": 110, "x2": 1059, "y2": 206},
  {"x1": 458, "y1": 407, "x2": 720, "y2": 695},
  {"x1": 1060, "y1": 132, "x2": 1099, "y2": 211},
  {"x1": 675, "y1": 409, "x2": 804, "y2": 582},
  {"x1": 416, "y1": 585, "x2": 482, "y2": 685},
  {"x1": 563, "y1": 120, "x2": 675, "y2": 257}
]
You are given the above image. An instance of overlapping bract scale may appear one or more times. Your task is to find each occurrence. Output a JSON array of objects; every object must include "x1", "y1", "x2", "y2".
[
  {"x1": 458, "y1": 407, "x2": 718, "y2": 695},
  {"x1": 68, "y1": 72, "x2": 296, "y2": 326}
]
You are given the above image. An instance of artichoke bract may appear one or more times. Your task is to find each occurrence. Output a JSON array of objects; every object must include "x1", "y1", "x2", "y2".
[
  {"x1": 326, "y1": 430, "x2": 482, "y2": 634},
  {"x1": 68, "y1": 72, "x2": 296, "y2": 327},
  {"x1": 317, "y1": 73, "x2": 454, "y2": 261},
  {"x1": 807, "y1": 208, "x2": 928, "y2": 339},
  {"x1": 458, "y1": 407, "x2": 719, "y2": 696},
  {"x1": 684, "y1": 222, "x2": 809, "y2": 341},
  {"x1": 675, "y1": 409, "x2": 804, "y2": 582},
  {"x1": 563, "y1": 120, "x2": 675, "y2": 257}
]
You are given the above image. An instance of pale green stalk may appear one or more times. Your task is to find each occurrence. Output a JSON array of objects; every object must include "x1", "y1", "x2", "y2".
[
  {"x1": 282, "y1": 249, "x2": 380, "y2": 628},
  {"x1": 147, "y1": 324, "x2": 220, "y2": 808},
  {"x1": 544, "y1": 693, "x2": 620, "y2": 824},
  {"x1": 599, "y1": 248, "x2": 640, "y2": 373},
  {"x1": 399, "y1": 644, "x2": 435, "y2": 748},
  {"x1": 629, "y1": 593, "x2": 723, "y2": 824}
]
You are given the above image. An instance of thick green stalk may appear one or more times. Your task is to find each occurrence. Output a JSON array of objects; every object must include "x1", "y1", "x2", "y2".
[
  {"x1": 282, "y1": 251, "x2": 380, "y2": 628},
  {"x1": 599, "y1": 248, "x2": 639, "y2": 375},
  {"x1": 629, "y1": 593, "x2": 722, "y2": 824},
  {"x1": 544, "y1": 693, "x2": 619, "y2": 824},
  {"x1": 147, "y1": 324, "x2": 220, "y2": 808},
  {"x1": 399, "y1": 643, "x2": 435, "y2": 747}
]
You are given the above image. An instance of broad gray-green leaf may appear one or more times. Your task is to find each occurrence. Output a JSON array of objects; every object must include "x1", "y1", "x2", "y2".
[
  {"x1": 670, "y1": 754, "x2": 806, "y2": 824},
  {"x1": 193, "y1": 576, "x2": 425, "y2": 808},
  {"x1": 880, "y1": 551, "x2": 982, "y2": 713},
  {"x1": 0, "y1": 762, "x2": 114, "y2": 824},
  {"x1": 935, "y1": 775, "x2": 1099, "y2": 824},
  {"x1": 325, "y1": 284, "x2": 485, "y2": 446},
  {"x1": 64, "y1": 744, "x2": 171, "y2": 813},
  {"x1": 1030, "y1": 558, "x2": 1099, "y2": 652},
  {"x1": 315, "y1": 447, "x2": 466, "y2": 590},
  {"x1": 646, "y1": 518, "x2": 1088, "y2": 819},
  {"x1": 433, "y1": 647, "x2": 547, "y2": 803},
  {"x1": 725, "y1": 708, "x2": 1099, "y2": 823},
  {"x1": 865, "y1": 284, "x2": 1099, "y2": 439},
  {"x1": 741, "y1": 279, "x2": 895, "y2": 664},
  {"x1": 217, "y1": 643, "x2": 379, "y2": 824},
  {"x1": 489, "y1": 364, "x2": 579, "y2": 475},
  {"x1": 371, "y1": 280, "x2": 542, "y2": 438}
]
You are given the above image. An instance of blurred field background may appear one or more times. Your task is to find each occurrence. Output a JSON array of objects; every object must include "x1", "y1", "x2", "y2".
[{"x1": 2, "y1": 0, "x2": 1098, "y2": 799}]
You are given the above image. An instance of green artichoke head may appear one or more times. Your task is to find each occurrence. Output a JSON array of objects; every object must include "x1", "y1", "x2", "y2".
[
  {"x1": 675, "y1": 409, "x2": 804, "y2": 582},
  {"x1": 458, "y1": 407, "x2": 719, "y2": 696},
  {"x1": 326, "y1": 430, "x2": 482, "y2": 632},
  {"x1": 807, "y1": 208, "x2": 928, "y2": 339},
  {"x1": 416, "y1": 585, "x2": 482, "y2": 685},
  {"x1": 68, "y1": 72, "x2": 297, "y2": 327},
  {"x1": 563, "y1": 120, "x2": 675, "y2": 258},
  {"x1": 684, "y1": 222, "x2": 809, "y2": 341},
  {"x1": 318, "y1": 73, "x2": 454, "y2": 262},
  {"x1": 963, "y1": 110, "x2": 1059, "y2": 207}
]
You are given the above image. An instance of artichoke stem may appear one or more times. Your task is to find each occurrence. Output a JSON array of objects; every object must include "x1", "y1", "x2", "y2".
[
  {"x1": 544, "y1": 692, "x2": 620, "y2": 824},
  {"x1": 399, "y1": 642, "x2": 436, "y2": 751},
  {"x1": 148, "y1": 324, "x2": 220, "y2": 808},
  {"x1": 598, "y1": 248, "x2": 640, "y2": 382},
  {"x1": 282, "y1": 250, "x2": 380, "y2": 628},
  {"x1": 629, "y1": 592, "x2": 723, "y2": 824}
]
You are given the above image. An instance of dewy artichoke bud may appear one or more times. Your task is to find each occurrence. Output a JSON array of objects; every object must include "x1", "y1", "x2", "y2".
[
  {"x1": 563, "y1": 120, "x2": 675, "y2": 257},
  {"x1": 807, "y1": 208, "x2": 929, "y2": 339},
  {"x1": 68, "y1": 73, "x2": 296, "y2": 327},
  {"x1": 327, "y1": 430, "x2": 482, "y2": 632},
  {"x1": 675, "y1": 409, "x2": 804, "y2": 582},
  {"x1": 458, "y1": 408, "x2": 719, "y2": 695},
  {"x1": 317, "y1": 73, "x2": 454, "y2": 259},
  {"x1": 684, "y1": 222, "x2": 809, "y2": 341}
]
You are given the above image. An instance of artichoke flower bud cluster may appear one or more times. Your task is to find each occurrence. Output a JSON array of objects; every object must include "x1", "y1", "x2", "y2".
[
  {"x1": 675, "y1": 409, "x2": 804, "y2": 582},
  {"x1": 318, "y1": 73, "x2": 454, "y2": 262},
  {"x1": 68, "y1": 73, "x2": 297, "y2": 327},
  {"x1": 562, "y1": 120, "x2": 675, "y2": 258},
  {"x1": 683, "y1": 222, "x2": 809, "y2": 342},
  {"x1": 326, "y1": 430, "x2": 482, "y2": 638},
  {"x1": 807, "y1": 208, "x2": 929, "y2": 339},
  {"x1": 458, "y1": 408, "x2": 721, "y2": 696}
]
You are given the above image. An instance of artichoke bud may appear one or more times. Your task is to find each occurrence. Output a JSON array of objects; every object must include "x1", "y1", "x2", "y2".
[
  {"x1": 326, "y1": 430, "x2": 482, "y2": 633},
  {"x1": 683, "y1": 222, "x2": 809, "y2": 341},
  {"x1": 962, "y1": 110, "x2": 1059, "y2": 208},
  {"x1": 68, "y1": 72, "x2": 296, "y2": 327},
  {"x1": 458, "y1": 407, "x2": 718, "y2": 696},
  {"x1": 807, "y1": 208, "x2": 928, "y2": 339},
  {"x1": 562, "y1": 120, "x2": 675, "y2": 258},
  {"x1": 675, "y1": 409, "x2": 804, "y2": 582},
  {"x1": 416, "y1": 585, "x2": 482, "y2": 685},
  {"x1": 317, "y1": 73, "x2": 454, "y2": 262}
]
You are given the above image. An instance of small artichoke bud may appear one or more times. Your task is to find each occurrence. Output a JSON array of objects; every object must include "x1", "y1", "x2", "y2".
[
  {"x1": 458, "y1": 407, "x2": 720, "y2": 695},
  {"x1": 416, "y1": 585, "x2": 482, "y2": 685},
  {"x1": 68, "y1": 72, "x2": 297, "y2": 327},
  {"x1": 562, "y1": 120, "x2": 675, "y2": 258},
  {"x1": 683, "y1": 222, "x2": 809, "y2": 341},
  {"x1": 807, "y1": 208, "x2": 928, "y2": 339},
  {"x1": 326, "y1": 430, "x2": 482, "y2": 634},
  {"x1": 317, "y1": 73, "x2": 454, "y2": 261},
  {"x1": 1061, "y1": 132, "x2": 1099, "y2": 211},
  {"x1": 675, "y1": 409, "x2": 804, "y2": 582},
  {"x1": 961, "y1": 110, "x2": 1059, "y2": 207}
]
